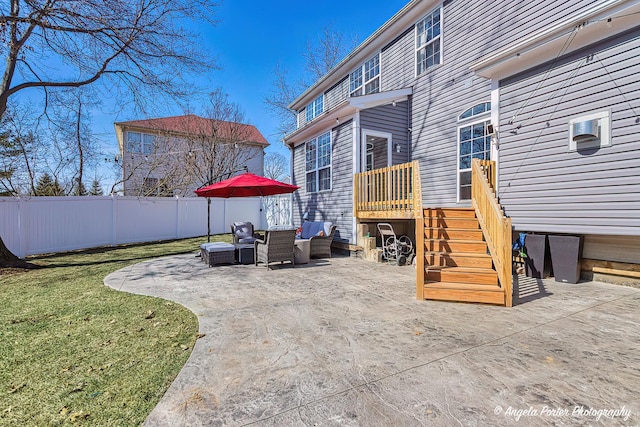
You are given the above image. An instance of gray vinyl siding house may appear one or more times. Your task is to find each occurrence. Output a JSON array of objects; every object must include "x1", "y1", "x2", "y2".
[{"x1": 285, "y1": 0, "x2": 640, "y2": 267}]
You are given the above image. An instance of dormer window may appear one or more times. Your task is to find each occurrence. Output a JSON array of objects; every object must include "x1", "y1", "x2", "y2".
[
  {"x1": 350, "y1": 53, "x2": 380, "y2": 97},
  {"x1": 306, "y1": 95, "x2": 324, "y2": 122},
  {"x1": 416, "y1": 7, "x2": 442, "y2": 76}
]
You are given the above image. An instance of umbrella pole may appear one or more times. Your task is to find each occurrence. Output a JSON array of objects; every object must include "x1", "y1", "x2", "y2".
[{"x1": 207, "y1": 198, "x2": 211, "y2": 242}]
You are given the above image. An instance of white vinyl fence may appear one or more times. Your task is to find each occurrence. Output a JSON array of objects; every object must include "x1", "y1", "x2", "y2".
[{"x1": 0, "y1": 195, "x2": 291, "y2": 258}]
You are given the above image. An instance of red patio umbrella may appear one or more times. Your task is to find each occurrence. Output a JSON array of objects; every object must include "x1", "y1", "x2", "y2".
[{"x1": 195, "y1": 172, "x2": 299, "y2": 241}]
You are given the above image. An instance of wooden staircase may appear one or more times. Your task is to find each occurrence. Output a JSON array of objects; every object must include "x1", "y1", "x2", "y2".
[{"x1": 419, "y1": 207, "x2": 506, "y2": 305}]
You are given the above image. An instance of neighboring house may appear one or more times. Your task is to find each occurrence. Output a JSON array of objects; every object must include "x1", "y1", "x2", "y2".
[
  {"x1": 115, "y1": 115, "x2": 268, "y2": 196},
  {"x1": 285, "y1": 0, "x2": 640, "y2": 305}
]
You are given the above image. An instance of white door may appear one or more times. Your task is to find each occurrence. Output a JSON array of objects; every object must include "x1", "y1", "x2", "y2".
[{"x1": 361, "y1": 130, "x2": 392, "y2": 172}]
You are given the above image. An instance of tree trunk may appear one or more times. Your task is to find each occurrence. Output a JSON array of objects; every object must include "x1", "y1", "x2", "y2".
[{"x1": 0, "y1": 235, "x2": 35, "y2": 268}]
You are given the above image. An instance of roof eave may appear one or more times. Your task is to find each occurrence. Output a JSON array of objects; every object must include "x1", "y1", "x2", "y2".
[{"x1": 284, "y1": 102, "x2": 357, "y2": 147}]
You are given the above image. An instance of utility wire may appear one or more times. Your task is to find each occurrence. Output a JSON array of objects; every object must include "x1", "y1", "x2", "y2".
[
  {"x1": 594, "y1": 52, "x2": 640, "y2": 121},
  {"x1": 499, "y1": 34, "x2": 587, "y2": 197},
  {"x1": 508, "y1": 26, "x2": 580, "y2": 126}
]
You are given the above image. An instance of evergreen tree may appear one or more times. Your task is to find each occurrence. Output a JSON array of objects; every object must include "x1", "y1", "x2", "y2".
[
  {"x1": 73, "y1": 180, "x2": 88, "y2": 196},
  {"x1": 90, "y1": 179, "x2": 104, "y2": 196},
  {"x1": 35, "y1": 173, "x2": 64, "y2": 196}
]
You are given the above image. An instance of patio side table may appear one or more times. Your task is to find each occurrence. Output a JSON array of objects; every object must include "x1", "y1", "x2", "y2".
[
  {"x1": 294, "y1": 239, "x2": 311, "y2": 264},
  {"x1": 234, "y1": 243, "x2": 255, "y2": 265}
]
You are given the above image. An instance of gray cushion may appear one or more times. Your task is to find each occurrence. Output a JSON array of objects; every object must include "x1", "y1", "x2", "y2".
[{"x1": 233, "y1": 222, "x2": 253, "y2": 239}]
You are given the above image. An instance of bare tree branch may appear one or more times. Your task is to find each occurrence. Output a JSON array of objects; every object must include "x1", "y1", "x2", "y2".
[
  {"x1": 0, "y1": 0, "x2": 221, "y2": 120},
  {"x1": 263, "y1": 24, "x2": 358, "y2": 137}
]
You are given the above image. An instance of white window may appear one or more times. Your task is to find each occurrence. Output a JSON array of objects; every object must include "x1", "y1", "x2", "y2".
[
  {"x1": 416, "y1": 7, "x2": 442, "y2": 76},
  {"x1": 306, "y1": 95, "x2": 324, "y2": 122},
  {"x1": 350, "y1": 54, "x2": 380, "y2": 97},
  {"x1": 305, "y1": 131, "x2": 331, "y2": 193},
  {"x1": 126, "y1": 131, "x2": 155, "y2": 154}
]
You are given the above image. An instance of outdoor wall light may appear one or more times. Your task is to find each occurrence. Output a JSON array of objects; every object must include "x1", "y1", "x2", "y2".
[{"x1": 395, "y1": 144, "x2": 401, "y2": 153}]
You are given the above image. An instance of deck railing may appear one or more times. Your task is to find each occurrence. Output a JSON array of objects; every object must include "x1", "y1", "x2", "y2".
[
  {"x1": 354, "y1": 161, "x2": 422, "y2": 219},
  {"x1": 471, "y1": 159, "x2": 512, "y2": 307}
]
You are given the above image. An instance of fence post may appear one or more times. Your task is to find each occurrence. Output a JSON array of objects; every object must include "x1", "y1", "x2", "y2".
[
  {"x1": 175, "y1": 196, "x2": 181, "y2": 239},
  {"x1": 111, "y1": 195, "x2": 118, "y2": 246},
  {"x1": 18, "y1": 197, "x2": 28, "y2": 258}
]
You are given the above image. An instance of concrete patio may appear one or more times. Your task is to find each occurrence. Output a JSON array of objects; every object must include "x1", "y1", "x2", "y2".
[{"x1": 105, "y1": 254, "x2": 640, "y2": 426}]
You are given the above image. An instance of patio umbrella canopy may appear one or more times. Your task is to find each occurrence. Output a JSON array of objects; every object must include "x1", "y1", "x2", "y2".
[
  {"x1": 195, "y1": 172, "x2": 298, "y2": 198},
  {"x1": 194, "y1": 172, "x2": 299, "y2": 241}
]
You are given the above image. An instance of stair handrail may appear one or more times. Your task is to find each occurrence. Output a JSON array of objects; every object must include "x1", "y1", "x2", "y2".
[{"x1": 471, "y1": 159, "x2": 513, "y2": 307}]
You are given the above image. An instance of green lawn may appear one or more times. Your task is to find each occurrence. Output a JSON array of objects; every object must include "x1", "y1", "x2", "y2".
[{"x1": 0, "y1": 235, "x2": 231, "y2": 426}]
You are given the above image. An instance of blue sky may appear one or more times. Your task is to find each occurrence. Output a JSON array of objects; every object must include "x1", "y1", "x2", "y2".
[{"x1": 94, "y1": 0, "x2": 409, "y2": 184}]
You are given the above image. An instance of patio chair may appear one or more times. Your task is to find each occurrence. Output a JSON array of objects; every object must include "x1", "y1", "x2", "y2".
[
  {"x1": 297, "y1": 221, "x2": 337, "y2": 258},
  {"x1": 254, "y1": 229, "x2": 296, "y2": 269},
  {"x1": 231, "y1": 221, "x2": 262, "y2": 244},
  {"x1": 310, "y1": 224, "x2": 337, "y2": 258}
]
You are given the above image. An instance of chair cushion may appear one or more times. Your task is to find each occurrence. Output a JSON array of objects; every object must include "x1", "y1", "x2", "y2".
[
  {"x1": 323, "y1": 221, "x2": 333, "y2": 236},
  {"x1": 300, "y1": 221, "x2": 314, "y2": 239},
  {"x1": 233, "y1": 222, "x2": 253, "y2": 239},
  {"x1": 301, "y1": 221, "x2": 332, "y2": 238},
  {"x1": 201, "y1": 242, "x2": 234, "y2": 252},
  {"x1": 238, "y1": 237, "x2": 256, "y2": 244}
]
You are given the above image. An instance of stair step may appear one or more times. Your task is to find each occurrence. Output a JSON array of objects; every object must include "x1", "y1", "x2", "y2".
[
  {"x1": 422, "y1": 282, "x2": 505, "y2": 305},
  {"x1": 426, "y1": 217, "x2": 480, "y2": 229},
  {"x1": 424, "y1": 227, "x2": 483, "y2": 240},
  {"x1": 424, "y1": 239, "x2": 487, "y2": 254},
  {"x1": 425, "y1": 266, "x2": 498, "y2": 285},
  {"x1": 424, "y1": 281, "x2": 502, "y2": 292},
  {"x1": 424, "y1": 208, "x2": 476, "y2": 218},
  {"x1": 424, "y1": 252, "x2": 493, "y2": 269}
]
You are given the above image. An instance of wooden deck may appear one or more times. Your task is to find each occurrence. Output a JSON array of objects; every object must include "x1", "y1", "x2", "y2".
[{"x1": 353, "y1": 161, "x2": 422, "y2": 220}]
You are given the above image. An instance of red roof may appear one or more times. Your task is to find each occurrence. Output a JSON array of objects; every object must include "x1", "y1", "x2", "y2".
[{"x1": 116, "y1": 114, "x2": 268, "y2": 146}]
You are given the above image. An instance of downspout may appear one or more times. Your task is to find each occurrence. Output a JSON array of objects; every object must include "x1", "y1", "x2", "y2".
[
  {"x1": 288, "y1": 141, "x2": 294, "y2": 226},
  {"x1": 407, "y1": 94, "x2": 413, "y2": 162},
  {"x1": 490, "y1": 80, "x2": 500, "y2": 195}
]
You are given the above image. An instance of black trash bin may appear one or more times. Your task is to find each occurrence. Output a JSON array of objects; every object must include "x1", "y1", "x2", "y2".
[
  {"x1": 548, "y1": 235, "x2": 583, "y2": 284},
  {"x1": 524, "y1": 234, "x2": 551, "y2": 279}
]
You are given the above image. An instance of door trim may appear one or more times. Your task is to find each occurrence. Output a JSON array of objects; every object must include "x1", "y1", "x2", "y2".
[{"x1": 360, "y1": 129, "x2": 393, "y2": 172}]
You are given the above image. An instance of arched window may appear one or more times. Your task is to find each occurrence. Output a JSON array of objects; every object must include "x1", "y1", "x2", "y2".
[{"x1": 458, "y1": 102, "x2": 491, "y2": 121}]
